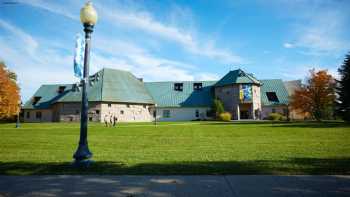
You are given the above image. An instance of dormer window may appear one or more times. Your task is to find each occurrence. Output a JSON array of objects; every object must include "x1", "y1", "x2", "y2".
[
  {"x1": 32, "y1": 96, "x2": 41, "y2": 105},
  {"x1": 193, "y1": 83, "x2": 202, "y2": 91},
  {"x1": 174, "y1": 83, "x2": 183, "y2": 91},
  {"x1": 58, "y1": 86, "x2": 66, "y2": 94},
  {"x1": 266, "y1": 92, "x2": 279, "y2": 102}
]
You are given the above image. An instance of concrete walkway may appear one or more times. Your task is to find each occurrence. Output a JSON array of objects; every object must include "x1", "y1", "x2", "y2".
[{"x1": 0, "y1": 175, "x2": 349, "y2": 197}]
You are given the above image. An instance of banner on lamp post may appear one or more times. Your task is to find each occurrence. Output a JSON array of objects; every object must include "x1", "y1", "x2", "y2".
[{"x1": 73, "y1": 34, "x2": 85, "y2": 79}]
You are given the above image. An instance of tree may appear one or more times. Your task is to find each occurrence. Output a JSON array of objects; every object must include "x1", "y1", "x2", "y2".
[
  {"x1": 0, "y1": 62, "x2": 20, "y2": 120},
  {"x1": 337, "y1": 52, "x2": 350, "y2": 121},
  {"x1": 212, "y1": 98, "x2": 225, "y2": 118},
  {"x1": 290, "y1": 69, "x2": 336, "y2": 121}
]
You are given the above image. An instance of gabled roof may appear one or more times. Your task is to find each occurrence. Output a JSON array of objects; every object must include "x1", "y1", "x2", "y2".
[
  {"x1": 215, "y1": 69, "x2": 261, "y2": 87},
  {"x1": 23, "y1": 68, "x2": 154, "y2": 109},
  {"x1": 260, "y1": 79, "x2": 289, "y2": 106},
  {"x1": 144, "y1": 81, "x2": 216, "y2": 107}
]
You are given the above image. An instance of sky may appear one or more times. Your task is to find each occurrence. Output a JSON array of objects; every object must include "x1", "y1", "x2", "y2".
[{"x1": 0, "y1": 0, "x2": 349, "y2": 102}]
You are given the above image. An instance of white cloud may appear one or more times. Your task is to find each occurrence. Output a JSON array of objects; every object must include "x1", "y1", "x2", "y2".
[
  {"x1": 19, "y1": 0, "x2": 79, "y2": 21},
  {"x1": 283, "y1": 43, "x2": 294, "y2": 48},
  {"x1": 0, "y1": 19, "x2": 38, "y2": 54},
  {"x1": 195, "y1": 73, "x2": 219, "y2": 81},
  {"x1": 96, "y1": 2, "x2": 244, "y2": 63},
  {"x1": 277, "y1": 1, "x2": 350, "y2": 55}
]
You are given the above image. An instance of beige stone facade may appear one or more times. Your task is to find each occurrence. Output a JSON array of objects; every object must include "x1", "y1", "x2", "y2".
[
  {"x1": 24, "y1": 102, "x2": 154, "y2": 123},
  {"x1": 214, "y1": 84, "x2": 262, "y2": 120}
]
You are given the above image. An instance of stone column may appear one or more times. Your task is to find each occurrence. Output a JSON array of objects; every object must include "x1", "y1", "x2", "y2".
[{"x1": 236, "y1": 105, "x2": 240, "y2": 120}]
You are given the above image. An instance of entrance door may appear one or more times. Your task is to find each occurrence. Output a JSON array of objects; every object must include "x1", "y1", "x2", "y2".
[{"x1": 240, "y1": 110, "x2": 249, "y2": 119}]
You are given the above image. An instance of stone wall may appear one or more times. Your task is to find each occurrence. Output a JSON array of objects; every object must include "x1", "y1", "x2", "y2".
[
  {"x1": 23, "y1": 109, "x2": 52, "y2": 122},
  {"x1": 100, "y1": 102, "x2": 154, "y2": 122}
]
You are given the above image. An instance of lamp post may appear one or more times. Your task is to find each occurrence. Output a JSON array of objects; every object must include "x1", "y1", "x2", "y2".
[
  {"x1": 16, "y1": 101, "x2": 21, "y2": 128},
  {"x1": 154, "y1": 104, "x2": 157, "y2": 126},
  {"x1": 73, "y1": 1, "x2": 98, "y2": 166}
]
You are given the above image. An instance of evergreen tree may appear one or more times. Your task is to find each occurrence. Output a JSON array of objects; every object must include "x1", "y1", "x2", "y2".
[{"x1": 337, "y1": 53, "x2": 350, "y2": 121}]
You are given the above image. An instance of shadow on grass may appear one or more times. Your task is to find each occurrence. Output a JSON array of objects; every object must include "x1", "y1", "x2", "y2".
[
  {"x1": 1, "y1": 157, "x2": 349, "y2": 175},
  {"x1": 199, "y1": 121, "x2": 350, "y2": 128}
]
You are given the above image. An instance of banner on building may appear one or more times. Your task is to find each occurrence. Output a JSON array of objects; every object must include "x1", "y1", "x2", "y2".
[
  {"x1": 240, "y1": 84, "x2": 252, "y2": 101},
  {"x1": 73, "y1": 34, "x2": 85, "y2": 79}
]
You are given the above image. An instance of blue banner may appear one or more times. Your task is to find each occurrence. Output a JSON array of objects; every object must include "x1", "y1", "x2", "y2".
[{"x1": 73, "y1": 34, "x2": 85, "y2": 79}]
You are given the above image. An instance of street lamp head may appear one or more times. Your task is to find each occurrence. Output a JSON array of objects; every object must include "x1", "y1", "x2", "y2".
[{"x1": 80, "y1": 1, "x2": 98, "y2": 26}]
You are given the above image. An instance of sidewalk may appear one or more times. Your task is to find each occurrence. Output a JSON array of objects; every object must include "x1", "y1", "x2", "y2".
[{"x1": 1, "y1": 175, "x2": 349, "y2": 197}]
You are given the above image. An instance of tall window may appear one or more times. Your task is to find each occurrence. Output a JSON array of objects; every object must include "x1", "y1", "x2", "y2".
[
  {"x1": 36, "y1": 111, "x2": 42, "y2": 119},
  {"x1": 163, "y1": 110, "x2": 170, "y2": 118},
  {"x1": 272, "y1": 108, "x2": 276, "y2": 113},
  {"x1": 193, "y1": 83, "x2": 202, "y2": 91},
  {"x1": 26, "y1": 112, "x2": 30, "y2": 118},
  {"x1": 108, "y1": 103, "x2": 112, "y2": 107},
  {"x1": 266, "y1": 92, "x2": 279, "y2": 102},
  {"x1": 195, "y1": 109, "x2": 199, "y2": 117},
  {"x1": 174, "y1": 83, "x2": 183, "y2": 91}
]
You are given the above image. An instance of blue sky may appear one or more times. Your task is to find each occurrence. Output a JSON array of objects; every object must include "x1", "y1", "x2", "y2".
[{"x1": 0, "y1": 0, "x2": 349, "y2": 102}]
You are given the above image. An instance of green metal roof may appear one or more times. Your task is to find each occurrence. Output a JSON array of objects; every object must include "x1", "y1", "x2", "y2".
[
  {"x1": 23, "y1": 84, "x2": 72, "y2": 109},
  {"x1": 144, "y1": 81, "x2": 216, "y2": 107},
  {"x1": 23, "y1": 68, "x2": 154, "y2": 109},
  {"x1": 101, "y1": 68, "x2": 154, "y2": 104},
  {"x1": 23, "y1": 68, "x2": 292, "y2": 110},
  {"x1": 260, "y1": 79, "x2": 289, "y2": 106},
  {"x1": 215, "y1": 69, "x2": 261, "y2": 87}
]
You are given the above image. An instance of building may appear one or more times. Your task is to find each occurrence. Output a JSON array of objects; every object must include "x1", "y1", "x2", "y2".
[{"x1": 23, "y1": 68, "x2": 301, "y2": 122}]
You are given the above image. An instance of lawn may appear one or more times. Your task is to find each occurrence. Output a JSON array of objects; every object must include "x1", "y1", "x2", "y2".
[{"x1": 0, "y1": 121, "x2": 349, "y2": 175}]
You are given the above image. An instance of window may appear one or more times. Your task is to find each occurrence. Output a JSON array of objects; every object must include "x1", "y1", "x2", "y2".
[
  {"x1": 126, "y1": 104, "x2": 130, "y2": 108},
  {"x1": 89, "y1": 117, "x2": 93, "y2": 121},
  {"x1": 32, "y1": 96, "x2": 41, "y2": 105},
  {"x1": 272, "y1": 108, "x2": 276, "y2": 113},
  {"x1": 143, "y1": 105, "x2": 146, "y2": 109},
  {"x1": 193, "y1": 83, "x2": 202, "y2": 91},
  {"x1": 76, "y1": 110, "x2": 80, "y2": 114},
  {"x1": 120, "y1": 110, "x2": 124, "y2": 115},
  {"x1": 96, "y1": 110, "x2": 100, "y2": 114},
  {"x1": 266, "y1": 92, "x2": 279, "y2": 102},
  {"x1": 108, "y1": 103, "x2": 112, "y2": 107},
  {"x1": 283, "y1": 108, "x2": 288, "y2": 116},
  {"x1": 58, "y1": 86, "x2": 66, "y2": 93},
  {"x1": 163, "y1": 110, "x2": 170, "y2": 118},
  {"x1": 174, "y1": 83, "x2": 183, "y2": 91},
  {"x1": 195, "y1": 109, "x2": 199, "y2": 118},
  {"x1": 35, "y1": 111, "x2": 42, "y2": 119},
  {"x1": 26, "y1": 112, "x2": 30, "y2": 118}
]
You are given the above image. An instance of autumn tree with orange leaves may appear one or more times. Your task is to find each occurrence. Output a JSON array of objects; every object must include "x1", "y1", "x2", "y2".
[
  {"x1": 290, "y1": 69, "x2": 336, "y2": 121},
  {"x1": 0, "y1": 62, "x2": 20, "y2": 120}
]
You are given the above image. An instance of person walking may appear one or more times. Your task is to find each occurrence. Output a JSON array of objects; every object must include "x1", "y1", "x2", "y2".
[
  {"x1": 109, "y1": 114, "x2": 113, "y2": 127},
  {"x1": 104, "y1": 114, "x2": 109, "y2": 127},
  {"x1": 113, "y1": 116, "x2": 118, "y2": 127}
]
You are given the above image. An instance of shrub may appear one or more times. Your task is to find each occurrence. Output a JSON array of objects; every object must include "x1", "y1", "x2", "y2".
[
  {"x1": 219, "y1": 112, "x2": 231, "y2": 121},
  {"x1": 279, "y1": 115, "x2": 287, "y2": 121},
  {"x1": 267, "y1": 113, "x2": 283, "y2": 121},
  {"x1": 212, "y1": 99, "x2": 224, "y2": 118}
]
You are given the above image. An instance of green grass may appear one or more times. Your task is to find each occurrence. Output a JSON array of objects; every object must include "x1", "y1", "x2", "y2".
[{"x1": 0, "y1": 121, "x2": 349, "y2": 175}]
